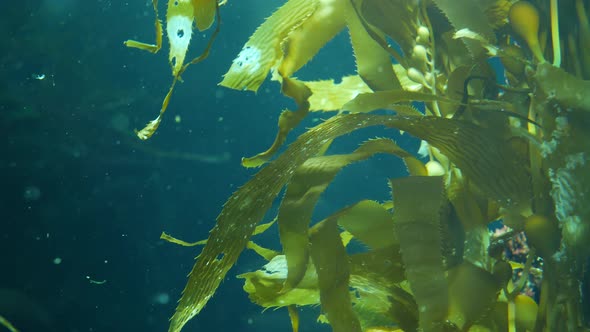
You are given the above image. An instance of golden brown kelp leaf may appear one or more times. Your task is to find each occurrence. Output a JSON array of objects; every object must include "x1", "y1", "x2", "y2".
[
  {"x1": 347, "y1": 0, "x2": 401, "y2": 91},
  {"x1": 239, "y1": 201, "x2": 398, "y2": 310},
  {"x1": 359, "y1": 0, "x2": 418, "y2": 57},
  {"x1": 239, "y1": 255, "x2": 321, "y2": 308},
  {"x1": 387, "y1": 116, "x2": 532, "y2": 211},
  {"x1": 349, "y1": 248, "x2": 407, "y2": 329},
  {"x1": 432, "y1": 0, "x2": 497, "y2": 58},
  {"x1": 306, "y1": 75, "x2": 372, "y2": 112},
  {"x1": 336, "y1": 200, "x2": 397, "y2": 250},
  {"x1": 220, "y1": 0, "x2": 318, "y2": 91},
  {"x1": 245, "y1": 76, "x2": 428, "y2": 167},
  {"x1": 242, "y1": 77, "x2": 311, "y2": 168},
  {"x1": 280, "y1": 139, "x2": 420, "y2": 291},
  {"x1": 445, "y1": 178, "x2": 493, "y2": 268},
  {"x1": 391, "y1": 176, "x2": 448, "y2": 332},
  {"x1": 387, "y1": 286, "x2": 419, "y2": 331},
  {"x1": 169, "y1": 114, "x2": 532, "y2": 331},
  {"x1": 278, "y1": 0, "x2": 347, "y2": 77},
  {"x1": 348, "y1": 248, "x2": 406, "y2": 328},
  {"x1": 309, "y1": 218, "x2": 363, "y2": 332},
  {"x1": 446, "y1": 173, "x2": 488, "y2": 230},
  {"x1": 349, "y1": 245, "x2": 405, "y2": 285},
  {"x1": 447, "y1": 262, "x2": 501, "y2": 329},
  {"x1": 192, "y1": 0, "x2": 216, "y2": 31},
  {"x1": 168, "y1": 114, "x2": 412, "y2": 332}
]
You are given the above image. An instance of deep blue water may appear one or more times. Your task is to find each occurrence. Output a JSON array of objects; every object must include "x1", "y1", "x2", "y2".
[{"x1": 0, "y1": 1, "x2": 416, "y2": 331}]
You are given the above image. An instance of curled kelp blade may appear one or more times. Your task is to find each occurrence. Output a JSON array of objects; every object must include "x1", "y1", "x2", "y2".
[
  {"x1": 309, "y1": 217, "x2": 363, "y2": 332},
  {"x1": 336, "y1": 200, "x2": 397, "y2": 250},
  {"x1": 238, "y1": 255, "x2": 321, "y2": 308},
  {"x1": 240, "y1": 200, "x2": 407, "y2": 328},
  {"x1": 391, "y1": 176, "x2": 449, "y2": 332},
  {"x1": 358, "y1": 0, "x2": 419, "y2": 57},
  {"x1": 347, "y1": 0, "x2": 401, "y2": 91},
  {"x1": 431, "y1": 0, "x2": 497, "y2": 58},
  {"x1": 279, "y1": 138, "x2": 419, "y2": 291},
  {"x1": 169, "y1": 114, "x2": 530, "y2": 331},
  {"x1": 241, "y1": 77, "x2": 311, "y2": 168},
  {"x1": 167, "y1": 114, "x2": 409, "y2": 332},
  {"x1": 447, "y1": 262, "x2": 501, "y2": 329},
  {"x1": 192, "y1": 0, "x2": 216, "y2": 31},
  {"x1": 278, "y1": 0, "x2": 347, "y2": 78},
  {"x1": 239, "y1": 199, "x2": 398, "y2": 310}
]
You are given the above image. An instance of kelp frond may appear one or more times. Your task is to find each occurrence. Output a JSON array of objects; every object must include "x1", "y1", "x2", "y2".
[{"x1": 124, "y1": 0, "x2": 590, "y2": 331}]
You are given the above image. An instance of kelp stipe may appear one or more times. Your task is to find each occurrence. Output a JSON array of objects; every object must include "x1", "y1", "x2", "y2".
[{"x1": 125, "y1": 0, "x2": 590, "y2": 331}]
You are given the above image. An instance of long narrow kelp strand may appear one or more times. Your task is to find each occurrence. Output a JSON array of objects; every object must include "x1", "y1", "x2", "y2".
[{"x1": 391, "y1": 176, "x2": 448, "y2": 332}]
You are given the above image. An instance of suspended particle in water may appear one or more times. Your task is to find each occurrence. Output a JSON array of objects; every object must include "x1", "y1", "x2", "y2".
[{"x1": 23, "y1": 186, "x2": 41, "y2": 201}]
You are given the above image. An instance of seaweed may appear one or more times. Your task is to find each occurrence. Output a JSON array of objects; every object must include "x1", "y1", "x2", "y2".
[{"x1": 126, "y1": 0, "x2": 590, "y2": 331}]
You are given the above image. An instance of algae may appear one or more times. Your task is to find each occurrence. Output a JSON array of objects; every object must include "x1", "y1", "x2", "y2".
[{"x1": 125, "y1": 0, "x2": 590, "y2": 330}]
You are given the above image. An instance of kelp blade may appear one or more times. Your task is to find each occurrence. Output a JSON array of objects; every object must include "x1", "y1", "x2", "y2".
[
  {"x1": 387, "y1": 116, "x2": 532, "y2": 211},
  {"x1": 279, "y1": 138, "x2": 419, "y2": 291},
  {"x1": 220, "y1": 0, "x2": 318, "y2": 91},
  {"x1": 391, "y1": 176, "x2": 448, "y2": 332},
  {"x1": 169, "y1": 114, "x2": 531, "y2": 331},
  {"x1": 309, "y1": 218, "x2": 362, "y2": 332},
  {"x1": 168, "y1": 114, "x2": 414, "y2": 332}
]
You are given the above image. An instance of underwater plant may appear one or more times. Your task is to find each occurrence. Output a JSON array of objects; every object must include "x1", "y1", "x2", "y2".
[{"x1": 127, "y1": 0, "x2": 590, "y2": 331}]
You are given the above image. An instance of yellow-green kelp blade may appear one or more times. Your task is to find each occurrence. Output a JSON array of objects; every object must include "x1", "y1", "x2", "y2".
[
  {"x1": 239, "y1": 200, "x2": 402, "y2": 308},
  {"x1": 0, "y1": 315, "x2": 19, "y2": 332},
  {"x1": 359, "y1": 0, "x2": 419, "y2": 56},
  {"x1": 447, "y1": 262, "x2": 501, "y2": 329},
  {"x1": 306, "y1": 75, "x2": 372, "y2": 112},
  {"x1": 169, "y1": 113, "x2": 530, "y2": 331},
  {"x1": 391, "y1": 176, "x2": 448, "y2": 332},
  {"x1": 387, "y1": 116, "x2": 532, "y2": 211},
  {"x1": 168, "y1": 114, "x2": 396, "y2": 332},
  {"x1": 241, "y1": 77, "x2": 311, "y2": 168},
  {"x1": 309, "y1": 217, "x2": 363, "y2": 332},
  {"x1": 431, "y1": 0, "x2": 496, "y2": 58},
  {"x1": 279, "y1": 138, "x2": 420, "y2": 292},
  {"x1": 336, "y1": 200, "x2": 397, "y2": 250},
  {"x1": 192, "y1": 0, "x2": 216, "y2": 31},
  {"x1": 347, "y1": 0, "x2": 401, "y2": 91},
  {"x1": 219, "y1": 0, "x2": 318, "y2": 91}
]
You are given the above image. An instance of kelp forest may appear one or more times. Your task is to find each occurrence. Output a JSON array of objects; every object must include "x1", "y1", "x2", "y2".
[{"x1": 124, "y1": 0, "x2": 590, "y2": 331}]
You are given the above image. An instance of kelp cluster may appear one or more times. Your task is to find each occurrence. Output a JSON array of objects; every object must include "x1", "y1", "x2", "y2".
[{"x1": 126, "y1": 0, "x2": 590, "y2": 331}]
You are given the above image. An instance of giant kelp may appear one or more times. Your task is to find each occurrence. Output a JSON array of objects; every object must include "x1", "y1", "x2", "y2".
[{"x1": 126, "y1": 0, "x2": 590, "y2": 331}]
